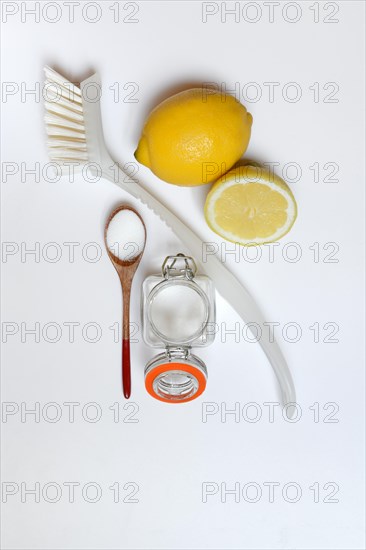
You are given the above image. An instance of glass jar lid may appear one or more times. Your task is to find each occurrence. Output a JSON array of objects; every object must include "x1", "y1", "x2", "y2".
[{"x1": 144, "y1": 350, "x2": 208, "y2": 403}]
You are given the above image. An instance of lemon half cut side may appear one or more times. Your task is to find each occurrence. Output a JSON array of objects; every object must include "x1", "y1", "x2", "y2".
[{"x1": 204, "y1": 165, "x2": 297, "y2": 245}]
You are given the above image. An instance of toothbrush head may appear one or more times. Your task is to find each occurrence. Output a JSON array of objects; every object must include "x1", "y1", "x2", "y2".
[
  {"x1": 44, "y1": 66, "x2": 111, "y2": 176},
  {"x1": 44, "y1": 66, "x2": 89, "y2": 169}
]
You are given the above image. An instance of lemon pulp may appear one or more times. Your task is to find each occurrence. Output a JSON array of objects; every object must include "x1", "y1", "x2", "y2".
[{"x1": 205, "y1": 166, "x2": 297, "y2": 245}]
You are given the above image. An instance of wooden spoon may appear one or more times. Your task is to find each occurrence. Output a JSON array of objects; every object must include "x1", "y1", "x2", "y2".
[{"x1": 104, "y1": 205, "x2": 146, "y2": 399}]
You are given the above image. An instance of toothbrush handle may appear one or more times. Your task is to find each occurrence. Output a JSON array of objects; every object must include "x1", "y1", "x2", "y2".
[{"x1": 104, "y1": 166, "x2": 296, "y2": 406}]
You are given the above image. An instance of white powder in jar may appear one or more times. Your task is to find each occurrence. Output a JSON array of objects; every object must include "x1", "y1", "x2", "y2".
[
  {"x1": 150, "y1": 283, "x2": 207, "y2": 343},
  {"x1": 106, "y1": 209, "x2": 145, "y2": 261}
]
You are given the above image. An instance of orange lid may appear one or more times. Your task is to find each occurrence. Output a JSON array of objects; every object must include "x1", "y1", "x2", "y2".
[{"x1": 145, "y1": 361, "x2": 207, "y2": 403}]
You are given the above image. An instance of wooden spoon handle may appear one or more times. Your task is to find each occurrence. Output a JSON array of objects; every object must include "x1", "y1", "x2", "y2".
[
  {"x1": 122, "y1": 286, "x2": 132, "y2": 399},
  {"x1": 122, "y1": 339, "x2": 131, "y2": 399}
]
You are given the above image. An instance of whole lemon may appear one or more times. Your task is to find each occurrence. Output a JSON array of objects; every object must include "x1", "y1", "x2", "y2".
[{"x1": 134, "y1": 88, "x2": 252, "y2": 186}]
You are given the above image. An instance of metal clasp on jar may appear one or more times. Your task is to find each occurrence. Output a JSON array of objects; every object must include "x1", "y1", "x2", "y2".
[
  {"x1": 162, "y1": 253, "x2": 197, "y2": 280},
  {"x1": 166, "y1": 346, "x2": 190, "y2": 361}
]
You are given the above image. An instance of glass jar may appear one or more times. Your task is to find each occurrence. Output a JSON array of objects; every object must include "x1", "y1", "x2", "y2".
[{"x1": 142, "y1": 254, "x2": 215, "y2": 403}]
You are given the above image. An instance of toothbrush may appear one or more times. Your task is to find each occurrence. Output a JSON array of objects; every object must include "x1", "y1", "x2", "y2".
[{"x1": 44, "y1": 66, "x2": 296, "y2": 407}]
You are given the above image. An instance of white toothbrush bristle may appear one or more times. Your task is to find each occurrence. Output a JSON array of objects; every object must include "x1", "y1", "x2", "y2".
[{"x1": 44, "y1": 66, "x2": 88, "y2": 168}]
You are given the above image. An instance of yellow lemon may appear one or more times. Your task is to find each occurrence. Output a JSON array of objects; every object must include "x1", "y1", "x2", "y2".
[
  {"x1": 134, "y1": 89, "x2": 252, "y2": 186},
  {"x1": 204, "y1": 165, "x2": 297, "y2": 245}
]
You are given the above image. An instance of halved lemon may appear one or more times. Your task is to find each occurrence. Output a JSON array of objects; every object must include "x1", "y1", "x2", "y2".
[{"x1": 204, "y1": 165, "x2": 297, "y2": 245}]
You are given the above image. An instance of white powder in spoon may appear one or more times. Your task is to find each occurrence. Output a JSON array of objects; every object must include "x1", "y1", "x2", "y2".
[{"x1": 106, "y1": 209, "x2": 145, "y2": 261}]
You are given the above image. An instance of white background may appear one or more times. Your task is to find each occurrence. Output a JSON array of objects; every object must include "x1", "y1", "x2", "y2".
[{"x1": 1, "y1": 1, "x2": 365, "y2": 549}]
